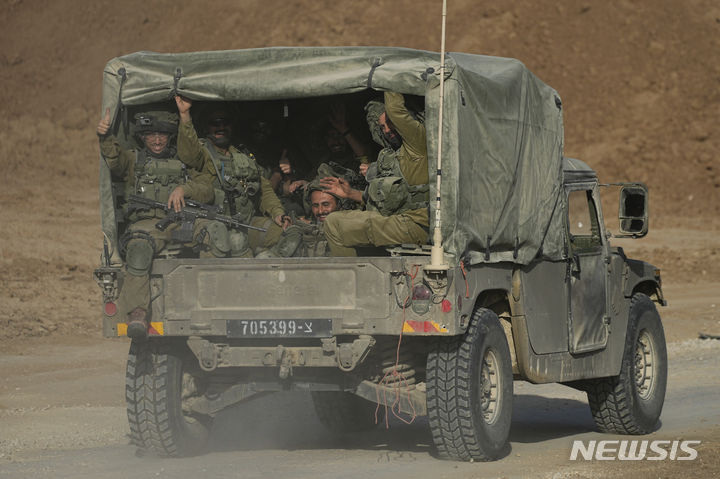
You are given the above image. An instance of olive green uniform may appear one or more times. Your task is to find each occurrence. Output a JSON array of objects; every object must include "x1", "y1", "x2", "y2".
[
  {"x1": 177, "y1": 121, "x2": 286, "y2": 254},
  {"x1": 324, "y1": 92, "x2": 429, "y2": 256},
  {"x1": 100, "y1": 135, "x2": 216, "y2": 318}
]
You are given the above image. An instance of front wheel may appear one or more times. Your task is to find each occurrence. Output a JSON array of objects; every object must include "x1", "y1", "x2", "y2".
[
  {"x1": 585, "y1": 293, "x2": 668, "y2": 434},
  {"x1": 126, "y1": 340, "x2": 212, "y2": 456},
  {"x1": 426, "y1": 308, "x2": 513, "y2": 461}
]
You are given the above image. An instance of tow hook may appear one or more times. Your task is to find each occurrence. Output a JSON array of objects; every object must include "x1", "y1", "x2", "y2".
[
  {"x1": 199, "y1": 342, "x2": 218, "y2": 371},
  {"x1": 337, "y1": 336, "x2": 375, "y2": 372}
]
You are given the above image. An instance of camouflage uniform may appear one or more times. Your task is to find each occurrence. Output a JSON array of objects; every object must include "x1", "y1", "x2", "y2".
[
  {"x1": 177, "y1": 121, "x2": 286, "y2": 255},
  {"x1": 324, "y1": 92, "x2": 429, "y2": 256},
  {"x1": 100, "y1": 112, "x2": 215, "y2": 332}
]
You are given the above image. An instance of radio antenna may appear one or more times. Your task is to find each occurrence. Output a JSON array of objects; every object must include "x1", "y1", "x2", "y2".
[{"x1": 428, "y1": 0, "x2": 449, "y2": 271}]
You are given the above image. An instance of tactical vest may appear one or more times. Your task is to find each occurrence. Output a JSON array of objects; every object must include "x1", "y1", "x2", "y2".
[
  {"x1": 366, "y1": 148, "x2": 429, "y2": 217},
  {"x1": 203, "y1": 141, "x2": 262, "y2": 224},
  {"x1": 128, "y1": 149, "x2": 187, "y2": 219}
]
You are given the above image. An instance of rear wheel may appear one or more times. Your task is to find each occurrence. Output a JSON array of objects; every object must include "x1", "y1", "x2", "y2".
[
  {"x1": 311, "y1": 391, "x2": 379, "y2": 433},
  {"x1": 585, "y1": 293, "x2": 667, "y2": 434},
  {"x1": 426, "y1": 308, "x2": 513, "y2": 461},
  {"x1": 126, "y1": 340, "x2": 212, "y2": 456}
]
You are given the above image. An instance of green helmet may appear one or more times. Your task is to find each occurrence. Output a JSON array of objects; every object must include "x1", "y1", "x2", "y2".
[
  {"x1": 303, "y1": 162, "x2": 366, "y2": 215},
  {"x1": 134, "y1": 111, "x2": 179, "y2": 135},
  {"x1": 364, "y1": 100, "x2": 388, "y2": 148},
  {"x1": 364, "y1": 96, "x2": 425, "y2": 149}
]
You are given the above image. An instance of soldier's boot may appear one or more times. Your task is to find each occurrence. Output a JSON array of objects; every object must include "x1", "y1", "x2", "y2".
[
  {"x1": 255, "y1": 225, "x2": 303, "y2": 258},
  {"x1": 127, "y1": 307, "x2": 148, "y2": 340}
]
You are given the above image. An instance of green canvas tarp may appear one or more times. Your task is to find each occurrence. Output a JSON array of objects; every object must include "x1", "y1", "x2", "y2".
[{"x1": 99, "y1": 46, "x2": 565, "y2": 265}]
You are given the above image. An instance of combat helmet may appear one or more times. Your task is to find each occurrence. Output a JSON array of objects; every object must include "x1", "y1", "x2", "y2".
[
  {"x1": 303, "y1": 162, "x2": 366, "y2": 216},
  {"x1": 134, "y1": 110, "x2": 179, "y2": 136},
  {"x1": 133, "y1": 110, "x2": 179, "y2": 157},
  {"x1": 364, "y1": 97, "x2": 425, "y2": 149},
  {"x1": 364, "y1": 100, "x2": 389, "y2": 149}
]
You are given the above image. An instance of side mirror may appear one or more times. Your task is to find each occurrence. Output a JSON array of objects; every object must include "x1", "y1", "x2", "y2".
[{"x1": 617, "y1": 184, "x2": 648, "y2": 238}]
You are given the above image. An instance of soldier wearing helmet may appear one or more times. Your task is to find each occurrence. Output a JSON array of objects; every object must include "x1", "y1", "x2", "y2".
[
  {"x1": 272, "y1": 163, "x2": 362, "y2": 257},
  {"x1": 321, "y1": 92, "x2": 429, "y2": 256},
  {"x1": 97, "y1": 105, "x2": 218, "y2": 339},
  {"x1": 132, "y1": 111, "x2": 178, "y2": 157},
  {"x1": 175, "y1": 96, "x2": 293, "y2": 257}
]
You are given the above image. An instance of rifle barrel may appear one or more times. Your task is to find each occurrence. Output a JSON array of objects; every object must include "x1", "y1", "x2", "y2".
[{"x1": 128, "y1": 195, "x2": 266, "y2": 232}]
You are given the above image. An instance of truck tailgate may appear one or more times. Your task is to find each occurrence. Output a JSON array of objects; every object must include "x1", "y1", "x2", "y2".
[{"x1": 151, "y1": 257, "x2": 408, "y2": 335}]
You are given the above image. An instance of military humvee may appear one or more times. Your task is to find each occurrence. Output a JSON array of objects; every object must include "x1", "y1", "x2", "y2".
[{"x1": 94, "y1": 47, "x2": 667, "y2": 461}]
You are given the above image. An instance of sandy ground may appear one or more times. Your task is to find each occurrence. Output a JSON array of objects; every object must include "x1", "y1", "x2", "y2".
[{"x1": 0, "y1": 321, "x2": 718, "y2": 478}]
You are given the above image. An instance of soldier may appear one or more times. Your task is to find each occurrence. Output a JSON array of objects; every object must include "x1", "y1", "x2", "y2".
[
  {"x1": 321, "y1": 92, "x2": 429, "y2": 256},
  {"x1": 175, "y1": 97, "x2": 291, "y2": 256},
  {"x1": 274, "y1": 100, "x2": 370, "y2": 216},
  {"x1": 288, "y1": 186, "x2": 337, "y2": 257},
  {"x1": 320, "y1": 100, "x2": 370, "y2": 173},
  {"x1": 272, "y1": 161, "x2": 360, "y2": 258},
  {"x1": 309, "y1": 188, "x2": 339, "y2": 224},
  {"x1": 96, "y1": 106, "x2": 216, "y2": 339},
  {"x1": 254, "y1": 160, "x2": 361, "y2": 258},
  {"x1": 284, "y1": 181, "x2": 339, "y2": 258}
]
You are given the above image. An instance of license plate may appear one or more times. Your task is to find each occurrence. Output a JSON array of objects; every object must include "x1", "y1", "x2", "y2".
[{"x1": 227, "y1": 319, "x2": 332, "y2": 338}]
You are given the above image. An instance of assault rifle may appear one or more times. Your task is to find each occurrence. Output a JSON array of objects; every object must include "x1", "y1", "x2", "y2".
[{"x1": 127, "y1": 195, "x2": 266, "y2": 243}]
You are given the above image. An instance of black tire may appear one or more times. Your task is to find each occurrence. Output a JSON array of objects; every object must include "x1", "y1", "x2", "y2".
[
  {"x1": 585, "y1": 293, "x2": 667, "y2": 434},
  {"x1": 426, "y1": 308, "x2": 513, "y2": 461},
  {"x1": 311, "y1": 391, "x2": 379, "y2": 433},
  {"x1": 126, "y1": 340, "x2": 212, "y2": 456}
]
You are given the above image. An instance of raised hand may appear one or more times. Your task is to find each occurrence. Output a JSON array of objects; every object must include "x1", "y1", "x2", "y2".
[
  {"x1": 288, "y1": 180, "x2": 308, "y2": 193},
  {"x1": 96, "y1": 108, "x2": 111, "y2": 137},
  {"x1": 319, "y1": 176, "x2": 363, "y2": 203},
  {"x1": 279, "y1": 149, "x2": 292, "y2": 174},
  {"x1": 328, "y1": 101, "x2": 348, "y2": 134},
  {"x1": 175, "y1": 95, "x2": 193, "y2": 123}
]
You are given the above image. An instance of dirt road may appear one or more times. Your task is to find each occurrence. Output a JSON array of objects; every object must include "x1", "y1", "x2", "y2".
[{"x1": 0, "y1": 333, "x2": 718, "y2": 479}]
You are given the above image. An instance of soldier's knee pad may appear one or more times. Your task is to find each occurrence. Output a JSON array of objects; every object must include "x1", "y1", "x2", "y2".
[
  {"x1": 229, "y1": 230, "x2": 250, "y2": 257},
  {"x1": 125, "y1": 239, "x2": 154, "y2": 276},
  {"x1": 202, "y1": 222, "x2": 230, "y2": 257},
  {"x1": 254, "y1": 248, "x2": 278, "y2": 259}
]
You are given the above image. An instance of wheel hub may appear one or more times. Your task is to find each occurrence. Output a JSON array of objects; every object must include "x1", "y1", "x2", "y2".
[
  {"x1": 634, "y1": 330, "x2": 656, "y2": 400},
  {"x1": 479, "y1": 349, "x2": 500, "y2": 424}
]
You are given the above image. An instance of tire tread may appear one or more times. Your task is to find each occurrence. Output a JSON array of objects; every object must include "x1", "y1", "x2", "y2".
[
  {"x1": 427, "y1": 309, "x2": 512, "y2": 461},
  {"x1": 586, "y1": 294, "x2": 667, "y2": 435}
]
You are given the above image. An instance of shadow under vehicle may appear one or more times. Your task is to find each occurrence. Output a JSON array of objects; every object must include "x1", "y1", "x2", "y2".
[{"x1": 94, "y1": 47, "x2": 667, "y2": 461}]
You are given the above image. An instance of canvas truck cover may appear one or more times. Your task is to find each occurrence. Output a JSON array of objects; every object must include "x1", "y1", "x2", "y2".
[{"x1": 99, "y1": 47, "x2": 565, "y2": 264}]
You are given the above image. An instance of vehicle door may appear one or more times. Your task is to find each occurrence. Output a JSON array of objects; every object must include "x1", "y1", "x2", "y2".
[{"x1": 566, "y1": 183, "x2": 610, "y2": 353}]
